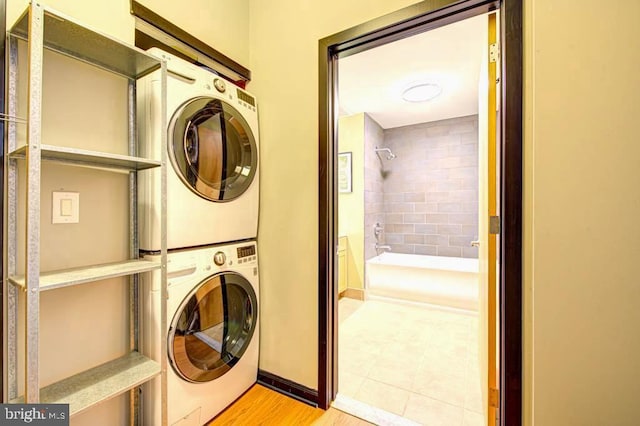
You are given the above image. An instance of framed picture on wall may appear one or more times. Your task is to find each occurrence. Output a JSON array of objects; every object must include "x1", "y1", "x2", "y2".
[{"x1": 338, "y1": 152, "x2": 352, "y2": 193}]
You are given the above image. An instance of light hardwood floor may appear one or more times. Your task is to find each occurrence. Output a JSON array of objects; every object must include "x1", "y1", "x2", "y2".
[{"x1": 208, "y1": 384, "x2": 372, "y2": 425}]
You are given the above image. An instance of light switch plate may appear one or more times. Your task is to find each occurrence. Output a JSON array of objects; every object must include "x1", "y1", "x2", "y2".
[{"x1": 52, "y1": 191, "x2": 79, "y2": 224}]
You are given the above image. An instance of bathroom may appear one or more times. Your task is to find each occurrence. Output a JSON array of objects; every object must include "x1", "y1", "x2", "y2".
[{"x1": 335, "y1": 13, "x2": 486, "y2": 425}]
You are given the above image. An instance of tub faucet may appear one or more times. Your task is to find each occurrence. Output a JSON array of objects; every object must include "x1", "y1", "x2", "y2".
[{"x1": 375, "y1": 243, "x2": 391, "y2": 252}]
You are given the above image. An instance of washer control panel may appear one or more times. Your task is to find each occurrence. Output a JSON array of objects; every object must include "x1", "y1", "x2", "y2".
[{"x1": 209, "y1": 243, "x2": 257, "y2": 268}]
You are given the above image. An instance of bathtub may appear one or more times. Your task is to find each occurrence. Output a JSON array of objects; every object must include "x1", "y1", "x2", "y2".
[{"x1": 365, "y1": 252, "x2": 479, "y2": 311}]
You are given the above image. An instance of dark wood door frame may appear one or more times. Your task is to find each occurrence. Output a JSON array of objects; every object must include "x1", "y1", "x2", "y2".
[{"x1": 318, "y1": 0, "x2": 523, "y2": 424}]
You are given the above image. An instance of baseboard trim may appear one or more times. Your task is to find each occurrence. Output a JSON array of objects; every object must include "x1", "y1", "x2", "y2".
[
  {"x1": 257, "y1": 370, "x2": 319, "y2": 408},
  {"x1": 342, "y1": 288, "x2": 365, "y2": 300}
]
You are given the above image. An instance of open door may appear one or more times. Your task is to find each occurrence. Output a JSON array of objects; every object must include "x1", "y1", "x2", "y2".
[{"x1": 478, "y1": 11, "x2": 499, "y2": 426}]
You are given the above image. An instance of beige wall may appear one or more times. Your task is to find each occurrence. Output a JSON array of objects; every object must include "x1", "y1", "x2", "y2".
[
  {"x1": 338, "y1": 114, "x2": 364, "y2": 290},
  {"x1": 524, "y1": 0, "x2": 640, "y2": 424},
  {"x1": 138, "y1": 0, "x2": 250, "y2": 66},
  {"x1": 6, "y1": 0, "x2": 640, "y2": 423},
  {"x1": 249, "y1": 0, "x2": 421, "y2": 389},
  {"x1": 7, "y1": 0, "x2": 134, "y2": 43},
  {"x1": 252, "y1": 0, "x2": 640, "y2": 422},
  {"x1": 7, "y1": 0, "x2": 251, "y2": 67}
]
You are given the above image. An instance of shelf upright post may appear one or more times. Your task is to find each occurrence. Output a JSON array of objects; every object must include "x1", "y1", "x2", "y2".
[
  {"x1": 4, "y1": 34, "x2": 19, "y2": 403},
  {"x1": 127, "y1": 78, "x2": 140, "y2": 425},
  {"x1": 159, "y1": 60, "x2": 168, "y2": 426},
  {"x1": 24, "y1": 1, "x2": 44, "y2": 403}
]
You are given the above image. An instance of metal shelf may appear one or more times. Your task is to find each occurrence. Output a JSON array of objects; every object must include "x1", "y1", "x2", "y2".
[
  {"x1": 9, "y1": 144, "x2": 162, "y2": 171},
  {"x1": 9, "y1": 5, "x2": 161, "y2": 79},
  {"x1": 8, "y1": 259, "x2": 162, "y2": 292},
  {"x1": 10, "y1": 352, "x2": 160, "y2": 417},
  {"x1": 4, "y1": 3, "x2": 168, "y2": 423}
]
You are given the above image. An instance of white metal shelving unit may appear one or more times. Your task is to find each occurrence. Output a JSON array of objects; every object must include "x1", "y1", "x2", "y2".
[{"x1": 3, "y1": 2, "x2": 167, "y2": 424}]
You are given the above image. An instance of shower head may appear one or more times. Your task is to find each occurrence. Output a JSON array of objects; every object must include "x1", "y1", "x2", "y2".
[{"x1": 374, "y1": 147, "x2": 397, "y2": 160}]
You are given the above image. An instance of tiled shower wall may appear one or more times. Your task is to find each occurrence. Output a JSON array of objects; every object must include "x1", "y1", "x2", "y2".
[
  {"x1": 382, "y1": 115, "x2": 479, "y2": 258},
  {"x1": 363, "y1": 114, "x2": 385, "y2": 262}
]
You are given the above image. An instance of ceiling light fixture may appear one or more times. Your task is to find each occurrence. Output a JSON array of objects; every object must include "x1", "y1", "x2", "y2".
[{"x1": 402, "y1": 83, "x2": 442, "y2": 103}]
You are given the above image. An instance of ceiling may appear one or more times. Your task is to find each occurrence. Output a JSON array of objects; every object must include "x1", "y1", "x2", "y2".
[{"x1": 338, "y1": 14, "x2": 488, "y2": 129}]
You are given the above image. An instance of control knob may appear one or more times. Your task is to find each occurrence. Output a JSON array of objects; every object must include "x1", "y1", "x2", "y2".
[
  {"x1": 213, "y1": 78, "x2": 226, "y2": 93},
  {"x1": 213, "y1": 252, "x2": 226, "y2": 266}
]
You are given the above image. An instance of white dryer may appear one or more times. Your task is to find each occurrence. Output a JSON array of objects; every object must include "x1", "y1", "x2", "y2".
[
  {"x1": 138, "y1": 48, "x2": 259, "y2": 251},
  {"x1": 142, "y1": 240, "x2": 259, "y2": 425}
]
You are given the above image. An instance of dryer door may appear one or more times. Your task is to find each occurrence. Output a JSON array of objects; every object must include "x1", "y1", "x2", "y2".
[
  {"x1": 168, "y1": 272, "x2": 258, "y2": 383},
  {"x1": 169, "y1": 96, "x2": 258, "y2": 202}
]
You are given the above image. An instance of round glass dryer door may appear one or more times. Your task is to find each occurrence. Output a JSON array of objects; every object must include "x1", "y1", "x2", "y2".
[
  {"x1": 169, "y1": 97, "x2": 257, "y2": 201},
  {"x1": 168, "y1": 272, "x2": 258, "y2": 383}
]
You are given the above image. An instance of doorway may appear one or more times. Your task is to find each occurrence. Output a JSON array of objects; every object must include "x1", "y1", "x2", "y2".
[
  {"x1": 335, "y1": 12, "x2": 490, "y2": 425},
  {"x1": 318, "y1": 1, "x2": 523, "y2": 425}
]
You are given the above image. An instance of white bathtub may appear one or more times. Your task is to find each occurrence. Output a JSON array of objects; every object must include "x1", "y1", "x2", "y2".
[{"x1": 365, "y1": 252, "x2": 479, "y2": 311}]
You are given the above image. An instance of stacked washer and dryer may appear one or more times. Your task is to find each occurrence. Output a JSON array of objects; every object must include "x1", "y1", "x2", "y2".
[{"x1": 137, "y1": 48, "x2": 260, "y2": 426}]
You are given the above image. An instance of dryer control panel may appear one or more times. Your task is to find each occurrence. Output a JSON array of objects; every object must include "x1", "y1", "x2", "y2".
[
  {"x1": 237, "y1": 245, "x2": 256, "y2": 258},
  {"x1": 236, "y1": 244, "x2": 257, "y2": 265}
]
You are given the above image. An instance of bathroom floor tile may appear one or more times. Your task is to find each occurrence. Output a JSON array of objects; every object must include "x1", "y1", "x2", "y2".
[
  {"x1": 354, "y1": 379, "x2": 411, "y2": 417},
  {"x1": 420, "y1": 349, "x2": 467, "y2": 379},
  {"x1": 339, "y1": 347, "x2": 378, "y2": 377},
  {"x1": 339, "y1": 297, "x2": 365, "y2": 324},
  {"x1": 412, "y1": 366, "x2": 467, "y2": 407},
  {"x1": 464, "y1": 372, "x2": 484, "y2": 414},
  {"x1": 340, "y1": 332, "x2": 391, "y2": 357},
  {"x1": 367, "y1": 353, "x2": 420, "y2": 391},
  {"x1": 403, "y1": 393, "x2": 464, "y2": 426},
  {"x1": 338, "y1": 371, "x2": 366, "y2": 398},
  {"x1": 339, "y1": 299, "x2": 480, "y2": 424},
  {"x1": 463, "y1": 409, "x2": 485, "y2": 426},
  {"x1": 422, "y1": 337, "x2": 469, "y2": 361},
  {"x1": 384, "y1": 346, "x2": 428, "y2": 367},
  {"x1": 464, "y1": 350, "x2": 483, "y2": 414}
]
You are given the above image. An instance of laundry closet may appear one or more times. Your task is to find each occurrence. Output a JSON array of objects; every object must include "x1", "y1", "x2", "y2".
[{"x1": 1, "y1": 1, "x2": 259, "y2": 425}]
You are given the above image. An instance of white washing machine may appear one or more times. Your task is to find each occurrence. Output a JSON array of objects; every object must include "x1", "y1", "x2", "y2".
[
  {"x1": 142, "y1": 240, "x2": 259, "y2": 425},
  {"x1": 138, "y1": 48, "x2": 260, "y2": 251}
]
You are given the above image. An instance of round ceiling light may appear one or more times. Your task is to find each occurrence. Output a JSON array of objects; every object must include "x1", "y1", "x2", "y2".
[{"x1": 402, "y1": 83, "x2": 442, "y2": 103}]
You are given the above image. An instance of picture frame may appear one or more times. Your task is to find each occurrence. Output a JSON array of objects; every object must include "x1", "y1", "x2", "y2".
[{"x1": 338, "y1": 152, "x2": 352, "y2": 193}]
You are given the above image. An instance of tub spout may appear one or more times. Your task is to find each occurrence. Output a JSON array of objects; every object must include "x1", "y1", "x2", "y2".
[{"x1": 375, "y1": 243, "x2": 391, "y2": 252}]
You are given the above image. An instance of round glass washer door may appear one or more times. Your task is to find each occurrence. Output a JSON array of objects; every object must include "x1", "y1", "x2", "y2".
[
  {"x1": 168, "y1": 272, "x2": 258, "y2": 383},
  {"x1": 169, "y1": 96, "x2": 257, "y2": 202}
]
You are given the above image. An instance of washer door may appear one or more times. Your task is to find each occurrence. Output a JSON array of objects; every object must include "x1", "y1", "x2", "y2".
[
  {"x1": 168, "y1": 272, "x2": 258, "y2": 383},
  {"x1": 169, "y1": 96, "x2": 257, "y2": 202}
]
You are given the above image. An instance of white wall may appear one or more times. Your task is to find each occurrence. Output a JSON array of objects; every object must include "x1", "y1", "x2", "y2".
[
  {"x1": 249, "y1": 0, "x2": 421, "y2": 389},
  {"x1": 524, "y1": 0, "x2": 640, "y2": 424}
]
